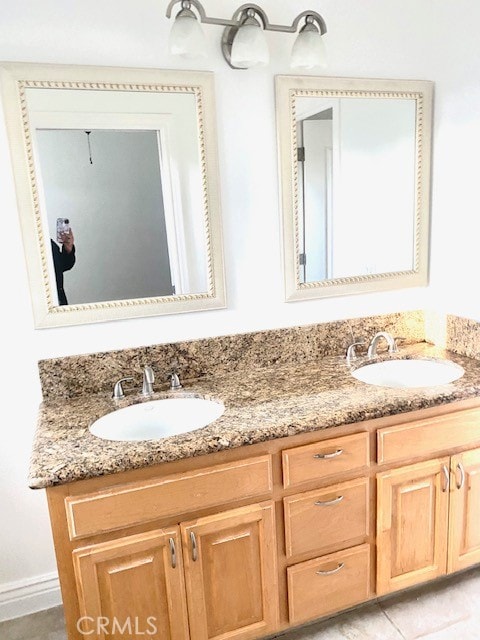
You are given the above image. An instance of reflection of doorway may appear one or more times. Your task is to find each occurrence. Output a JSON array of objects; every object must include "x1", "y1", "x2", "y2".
[
  {"x1": 35, "y1": 128, "x2": 177, "y2": 304},
  {"x1": 297, "y1": 107, "x2": 333, "y2": 283}
]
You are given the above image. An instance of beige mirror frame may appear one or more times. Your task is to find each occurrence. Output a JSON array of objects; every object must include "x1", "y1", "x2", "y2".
[
  {"x1": 275, "y1": 75, "x2": 433, "y2": 301},
  {"x1": 0, "y1": 62, "x2": 226, "y2": 327}
]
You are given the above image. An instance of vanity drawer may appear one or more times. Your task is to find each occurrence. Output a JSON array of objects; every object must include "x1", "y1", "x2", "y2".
[
  {"x1": 284, "y1": 477, "x2": 369, "y2": 558},
  {"x1": 377, "y1": 408, "x2": 480, "y2": 465},
  {"x1": 65, "y1": 455, "x2": 273, "y2": 540},
  {"x1": 287, "y1": 544, "x2": 371, "y2": 625},
  {"x1": 282, "y1": 432, "x2": 369, "y2": 489}
]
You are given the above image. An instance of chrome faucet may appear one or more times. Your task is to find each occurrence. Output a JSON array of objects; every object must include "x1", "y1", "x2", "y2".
[
  {"x1": 142, "y1": 366, "x2": 155, "y2": 396},
  {"x1": 367, "y1": 332, "x2": 397, "y2": 359},
  {"x1": 168, "y1": 368, "x2": 183, "y2": 391},
  {"x1": 112, "y1": 377, "x2": 133, "y2": 400},
  {"x1": 346, "y1": 339, "x2": 366, "y2": 364}
]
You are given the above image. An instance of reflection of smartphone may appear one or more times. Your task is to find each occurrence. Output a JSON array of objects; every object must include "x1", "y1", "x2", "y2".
[{"x1": 56, "y1": 218, "x2": 71, "y2": 243}]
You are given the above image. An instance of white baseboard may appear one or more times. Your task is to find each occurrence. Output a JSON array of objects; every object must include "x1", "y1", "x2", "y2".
[{"x1": 0, "y1": 572, "x2": 61, "y2": 622}]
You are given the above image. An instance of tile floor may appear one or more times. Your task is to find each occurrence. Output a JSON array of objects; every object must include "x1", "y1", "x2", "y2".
[{"x1": 1, "y1": 568, "x2": 479, "y2": 640}]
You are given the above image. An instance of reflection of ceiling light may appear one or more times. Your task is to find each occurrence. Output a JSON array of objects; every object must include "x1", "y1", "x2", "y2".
[{"x1": 166, "y1": 0, "x2": 327, "y2": 70}]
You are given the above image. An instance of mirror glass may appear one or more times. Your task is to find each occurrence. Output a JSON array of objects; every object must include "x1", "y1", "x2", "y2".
[
  {"x1": 0, "y1": 64, "x2": 225, "y2": 327},
  {"x1": 28, "y1": 88, "x2": 208, "y2": 306},
  {"x1": 276, "y1": 77, "x2": 433, "y2": 301},
  {"x1": 296, "y1": 96, "x2": 416, "y2": 283}
]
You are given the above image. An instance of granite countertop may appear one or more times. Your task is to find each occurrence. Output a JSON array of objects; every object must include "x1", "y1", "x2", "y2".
[{"x1": 29, "y1": 343, "x2": 480, "y2": 489}]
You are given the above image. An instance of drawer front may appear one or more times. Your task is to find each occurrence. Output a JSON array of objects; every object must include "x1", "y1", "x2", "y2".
[
  {"x1": 65, "y1": 455, "x2": 273, "y2": 540},
  {"x1": 284, "y1": 477, "x2": 369, "y2": 558},
  {"x1": 377, "y1": 408, "x2": 480, "y2": 465},
  {"x1": 287, "y1": 544, "x2": 371, "y2": 625},
  {"x1": 282, "y1": 432, "x2": 369, "y2": 489}
]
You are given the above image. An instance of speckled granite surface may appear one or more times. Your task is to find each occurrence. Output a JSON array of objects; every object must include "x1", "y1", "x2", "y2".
[
  {"x1": 38, "y1": 311, "x2": 425, "y2": 401},
  {"x1": 446, "y1": 315, "x2": 480, "y2": 359},
  {"x1": 29, "y1": 342, "x2": 480, "y2": 489}
]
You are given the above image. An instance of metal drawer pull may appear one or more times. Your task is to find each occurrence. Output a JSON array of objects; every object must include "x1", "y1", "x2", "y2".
[
  {"x1": 190, "y1": 531, "x2": 198, "y2": 562},
  {"x1": 313, "y1": 449, "x2": 343, "y2": 460},
  {"x1": 456, "y1": 462, "x2": 465, "y2": 490},
  {"x1": 442, "y1": 465, "x2": 450, "y2": 493},
  {"x1": 169, "y1": 537, "x2": 177, "y2": 569},
  {"x1": 314, "y1": 495, "x2": 344, "y2": 507},
  {"x1": 316, "y1": 562, "x2": 345, "y2": 576}
]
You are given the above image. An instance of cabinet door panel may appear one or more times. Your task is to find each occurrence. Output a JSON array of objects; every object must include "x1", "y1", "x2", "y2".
[
  {"x1": 377, "y1": 458, "x2": 449, "y2": 595},
  {"x1": 449, "y1": 448, "x2": 480, "y2": 572},
  {"x1": 73, "y1": 528, "x2": 189, "y2": 640},
  {"x1": 181, "y1": 502, "x2": 278, "y2": 640}
]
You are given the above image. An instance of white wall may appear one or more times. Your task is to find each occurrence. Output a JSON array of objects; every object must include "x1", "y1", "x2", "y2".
[{"x1": 0, "y1": 0, "x2": 478, "y2": 618}]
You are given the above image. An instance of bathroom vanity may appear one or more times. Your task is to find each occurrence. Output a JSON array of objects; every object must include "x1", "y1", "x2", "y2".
[{"x1": 30, "y1": 328, "x2": 480, "y2": 640}]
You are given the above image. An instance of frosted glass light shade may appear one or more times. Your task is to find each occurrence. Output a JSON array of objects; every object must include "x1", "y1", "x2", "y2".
[
  {"x1": 169, "y1": 14, "x2": 207, "y2": 58},
  {"x1": 291, "y1": 29, "x2": 327, "y2": 69},
  {"x1": 230, "y1": 23, "x2": 270, "y2": 68}
]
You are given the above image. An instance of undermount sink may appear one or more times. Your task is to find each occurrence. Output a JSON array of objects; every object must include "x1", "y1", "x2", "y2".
[
  {"x1": 351, "y1": 358, "x2": 465, "y2": 389},
  {"x1": 89, "y1": 397, "x2": 225, "y2": 442}
]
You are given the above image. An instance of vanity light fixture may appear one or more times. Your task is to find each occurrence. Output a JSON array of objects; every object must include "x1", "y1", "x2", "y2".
[{"x1": 166, "y1": 0, "x2": 327, "y2": 69}]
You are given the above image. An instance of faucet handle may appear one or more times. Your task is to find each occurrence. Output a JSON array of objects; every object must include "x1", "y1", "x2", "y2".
[
  {"x1": 167, "y1": 362, "x2": 183, "y2": 391},
  {"x1": 346, "y1": 340, "x2": 366, "y2": 364},
  {"x1": 392, "y1": 337, "x2": 407, "y2": 353},
  {"x1": 113, "y1": 377, "x2": 134, "y2": 400}
]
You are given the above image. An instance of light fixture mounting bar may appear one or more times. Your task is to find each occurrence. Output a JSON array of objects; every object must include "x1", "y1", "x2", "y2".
[{"x1": 165, "y1": 1, "x2": 327, "y2": 35}]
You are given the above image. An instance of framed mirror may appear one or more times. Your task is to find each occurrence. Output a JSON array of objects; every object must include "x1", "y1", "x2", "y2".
[
  {"x1": 275, "y1": 75, "x2": 433, "y2": 301},
  {"x1": 0, "y1": 62, "x2": 226, "y2": 327}
]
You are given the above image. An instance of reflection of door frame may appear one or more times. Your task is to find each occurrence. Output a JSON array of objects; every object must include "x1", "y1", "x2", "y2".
[
  {"x1": 325, "y1": 146, "x2": 333, "y2": 279},
  {"x1": 296, "y1": 123, "x2": 306, "y2": 284},
  {"x1": 296, "y1": 100, "x2": 336, "y2": 284},
  {"x1": 29, "y1": 111, "x2": 187, "y2": 296},
  {"x1": 28, "y1": 128, "x2": 61, "y2": 305},
  {"x1": 155, "y1": 127, "x2": 188, "y2": 295}
]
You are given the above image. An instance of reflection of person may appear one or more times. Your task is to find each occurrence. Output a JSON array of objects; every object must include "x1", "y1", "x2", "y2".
[{"x1": 51, "y1": 229, "x2": 75, "y2": 305}]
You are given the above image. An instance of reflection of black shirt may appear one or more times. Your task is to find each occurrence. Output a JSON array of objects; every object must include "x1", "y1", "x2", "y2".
[{"x1": 51, "y1": 240, "x2": 76, "y2": 305}]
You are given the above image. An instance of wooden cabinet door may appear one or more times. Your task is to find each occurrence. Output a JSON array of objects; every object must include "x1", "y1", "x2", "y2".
[
  {"x1": 181, "y1": 502, "x2": 278, "y2": 640},
  {"x1": 73, "y1": 528, "x2": 189, "y2": 640},
  {"x1": 448, "y1": 448, "x2": 480, "y2": 572},
  {"x1": 377, "y1": 458, "x2": 449, "y2": 595}
]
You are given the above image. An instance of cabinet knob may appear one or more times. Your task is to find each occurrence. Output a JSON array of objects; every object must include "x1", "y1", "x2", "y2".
[
  {"x1": 456, "y1": 462, "x2": 465, "y2": 490},
  {"x1": 313, "y1": 449, "x2": 343, "y2": 460},
  {"x1": 316, "y1": 562, "x2": 345, "y2": 576},
  {"x1": 314, "y1": 495, "x2": 344, "y2": 507},
  {"x1": 190, "y1": 531, "x2": 198, "y2": 562},
  {"x1": 441, "y1": 465, "x2": 450, "y2": 492},
  {"x1": 168, "y1": 537, "x2": 177, "y2": 569}
]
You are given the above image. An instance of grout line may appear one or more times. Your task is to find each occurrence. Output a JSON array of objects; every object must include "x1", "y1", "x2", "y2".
[{"x1": 380, "y1": 606, "x2": 407, "y2": 640}]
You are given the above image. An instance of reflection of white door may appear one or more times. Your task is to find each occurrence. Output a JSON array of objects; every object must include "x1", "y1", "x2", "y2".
[
  {"x1": 302, "y1": 118, "x2": 333, "y2": 282},
  {"x1": 155, "y1": 128, "x2": 188, "y2": 295},
  {"x1": 325, "y1": 146, "x2": 333, "y2": 279}
]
